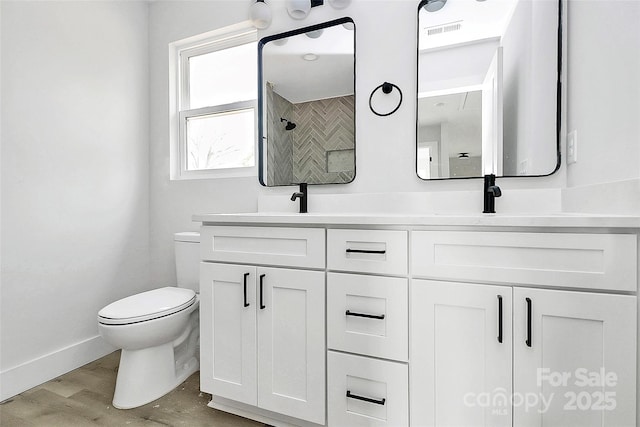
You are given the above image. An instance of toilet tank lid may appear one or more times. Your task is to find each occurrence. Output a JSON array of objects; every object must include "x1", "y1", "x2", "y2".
[{"x1": 174, "y1": 232, "x2": 200, "y2": 243}]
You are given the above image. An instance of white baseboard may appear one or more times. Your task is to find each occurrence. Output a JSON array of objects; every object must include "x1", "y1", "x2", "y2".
[{"x1": 0, "y1": 335, "x2": 116, "y2": 402}]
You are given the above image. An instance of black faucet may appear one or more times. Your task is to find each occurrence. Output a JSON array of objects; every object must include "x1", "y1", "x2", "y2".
[
  {"x1": 290, "y1": 183, "x2": 308, "y2": 213},
  {"x1": 483, "y1": 174, "x2": 502, "y2": 214}
]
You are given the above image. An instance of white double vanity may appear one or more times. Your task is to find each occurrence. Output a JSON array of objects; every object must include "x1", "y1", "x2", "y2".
[
  {"x1": 194, "y1": 212, "x2": 639, "y2": 427},
  {"x1": 191, "y1": 0, "x2": 638, "y2": 424}
]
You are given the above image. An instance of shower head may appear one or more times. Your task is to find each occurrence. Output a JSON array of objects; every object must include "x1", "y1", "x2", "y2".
[{"x1": 280, "y1": 117, "x2": 297, "y2": 131}]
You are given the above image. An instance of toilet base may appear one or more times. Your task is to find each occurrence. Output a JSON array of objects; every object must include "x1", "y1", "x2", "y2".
[
  {"x1": 111, "y1": 311, "x2": 200, "y2": 410},
  {"x1": 112, "y1": 343, "x2": 199, "y2": 409}
]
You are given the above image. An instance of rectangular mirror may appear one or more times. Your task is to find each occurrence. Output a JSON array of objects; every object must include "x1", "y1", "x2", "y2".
[
  {"x1": 417, "y1": 0, "x2": 561, "y2": 179},
  {"x1": 259, "y1": 18, "x2": 356, "y2": 187}
]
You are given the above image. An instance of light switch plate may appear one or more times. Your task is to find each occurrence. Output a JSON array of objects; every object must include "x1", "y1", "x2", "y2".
[{"x1": 567, "y1": 130, "x2": 578, "y2": 164}]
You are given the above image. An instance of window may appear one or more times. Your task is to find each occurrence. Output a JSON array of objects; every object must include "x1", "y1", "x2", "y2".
[{"x1": 171, "y1": 27, "x2": 257, "y2": 179}]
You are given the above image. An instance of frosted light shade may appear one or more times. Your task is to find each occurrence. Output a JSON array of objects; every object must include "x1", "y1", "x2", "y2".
[
  {"x1": 424, "y1": 0, "x2": 447, "y2": 12},
  {"x1": 305, "y1": 29, "x2": 324, "y2": 39},
  {"x1": 250, "y1": 1, "x2": 272, "y2": 29},
  {"x1": 286, "y1": 0, "x2": 311, "y2": 19},
  {"x1": 328, "y1": 0, "x2": 351, "y2": 9}
]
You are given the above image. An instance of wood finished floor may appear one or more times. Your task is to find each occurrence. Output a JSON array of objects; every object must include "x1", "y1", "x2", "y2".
[{"x1": 0, "y1": 351, "x2": 263, "y2": 427}]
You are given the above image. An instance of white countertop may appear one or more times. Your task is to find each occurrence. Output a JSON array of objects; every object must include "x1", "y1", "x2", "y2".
[{"x1": 193, "y1": 212, "x2": 640, "y2": 229}]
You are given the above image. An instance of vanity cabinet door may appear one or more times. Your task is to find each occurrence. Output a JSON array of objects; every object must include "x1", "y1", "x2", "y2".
[
  {"x1": 256, "y1": 267, "x2": 325, "y2": 425},
  {"x1": 200, "y1": 263, "x2": 257, "y2": 406},
  {"x1": 513, "y1": 288, "x2": 637, "y2": 427},
  {"x1": 411, "y1": 280, "x2": 512, "y2": 427}
]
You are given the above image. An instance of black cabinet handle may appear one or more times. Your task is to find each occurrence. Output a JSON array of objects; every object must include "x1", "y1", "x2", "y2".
[
  {"x1": 497, "y1": 295, "x2": 503, "y2": 343},
  {"x1": 526, "y1": 297, "x2": 532, "y2": 347},
  {"x1": 259, "y1": 274, "x2": 266, "y2": 310},
  {"x1": 346, "y1": 248, "x2": 386, "y2": 254},
  {"x1": 345, "y1": 310, "x2": 385, "y2": 320},
  {"x1": 346, "y1": 390, "x2": 386, "y2": 406},
  {"x1": 243, "y1": 273, "x2": 250, "y2": 308}
]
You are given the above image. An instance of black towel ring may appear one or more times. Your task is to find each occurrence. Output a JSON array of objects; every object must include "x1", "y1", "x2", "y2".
[{"x1": 369, "y1": 82, "x2": 403, "y2": 117}]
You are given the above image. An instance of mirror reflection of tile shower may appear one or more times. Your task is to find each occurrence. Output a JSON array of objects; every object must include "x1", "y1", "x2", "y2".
[
  {"x1": 259, "y1": 19, "x2": 355, "y2": 186},
  {"x1": 267, "y1": 83, "x2": 354, "y2": 185}
]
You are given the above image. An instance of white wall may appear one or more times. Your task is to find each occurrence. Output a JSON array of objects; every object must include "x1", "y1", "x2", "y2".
[
  {"x1": 148, "y1": 1, "x2": 260, "y2": 286},
  {"x1": 0, "y1": 1, "x2": 150, "y2": 399},
  {"x1": 565, "y1": 0, "x2": 640, "y2": 188},
  {"x1": 561, "y1": 0, "x2": 640, "y2": 214}
]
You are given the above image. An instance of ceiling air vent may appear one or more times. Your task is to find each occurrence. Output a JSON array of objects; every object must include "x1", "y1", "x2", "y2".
[{"x1": 425, "y1": 21, "x2": 462, "y2": 37}]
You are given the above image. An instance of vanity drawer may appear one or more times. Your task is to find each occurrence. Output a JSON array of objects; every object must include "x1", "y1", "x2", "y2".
[
  {"x1": 412, "y1": 231, "x2": 637, "y2": 291},
  {"x1": 200, "y1": 226, "x2": 325, "y2": 269},
  {"x1": 327, "y1": 229, "x2": 408, "y2": 275},
  {"x1": 327, "y1": 273, "x2": 408, "y2": 361},
  {"x1": 328, "y1": 351, "x2": 408, "y2": 427}
]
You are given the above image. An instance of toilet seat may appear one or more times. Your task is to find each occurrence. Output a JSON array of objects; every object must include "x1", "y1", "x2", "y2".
[{"x1": 98, "y1": 287, "x2": 196, "y2": 326}]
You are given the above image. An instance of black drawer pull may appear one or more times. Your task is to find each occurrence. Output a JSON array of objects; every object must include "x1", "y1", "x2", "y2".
[
  {"x1": 259, "y1": 274, "x2": 266, "y2": 310},
  {"x1": 497, "y1": 295, "x2": 503, "y2": 343},
  {"x1": 346, "y1": 310, "x2": 385, "y2": 320},
  {"x1": 243, "y1": 273, "x2": 250, "y2": 308},
  {"x1": 346, "y1": 390, "x2": 386, "y2": 406},
  {"x1": 346, "y1": 249, "x2": 386, "y2": 254},
  {"x1": 526, "y1": 297, "x2": 532, "y2": 347}
]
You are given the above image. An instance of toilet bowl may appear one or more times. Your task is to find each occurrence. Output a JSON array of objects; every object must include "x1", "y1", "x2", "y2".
[{"x1": 97, "y1": 232, "x2": 200, "y2": 409}]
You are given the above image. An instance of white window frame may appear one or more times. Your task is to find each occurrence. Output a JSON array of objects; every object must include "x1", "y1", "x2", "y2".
[{"x1": 170, "y1": 25, "x2": 258, "y2": 180}]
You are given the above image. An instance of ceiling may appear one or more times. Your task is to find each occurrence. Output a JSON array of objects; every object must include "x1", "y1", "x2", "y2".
[
  {"x1": 418, "y1": 0, "x2": 517, "y2": 50},
  {"x1": 262, "y1": 23, "x2": 354, "y2": 104}
]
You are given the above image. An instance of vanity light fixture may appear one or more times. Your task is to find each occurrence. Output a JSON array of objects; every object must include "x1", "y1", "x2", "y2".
[
  {"x1": 254, "y1": 0, "x2": 349, "y2": 26},
  {"x1": 306, "y1": 29, "x2": 324, "y2": 39},
  {"x1": 286, "y1": 0, "x2": 324, "y2": 20},
  {"x1": 250, "y1": 0, "x2": 272, "y2": 29},
  {"x1": 423, "y1": 0, "x2": 447, "y2": 12}
]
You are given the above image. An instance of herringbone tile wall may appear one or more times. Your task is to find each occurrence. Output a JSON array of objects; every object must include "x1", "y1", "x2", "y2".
[
  {"x1": 293, "y1": 95, "x2": 355, "y2": 184},
  {"x1": 266, "y1": 83, "x2": 294, "y2": 185},
  {"x1": 266, "y1": 83, "x2": 355, "y2": 186}
]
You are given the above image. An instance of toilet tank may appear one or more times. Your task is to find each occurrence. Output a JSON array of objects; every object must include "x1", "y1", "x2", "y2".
[{"x1": 174, "y1": 232, "x2": 200, "y2": 292}]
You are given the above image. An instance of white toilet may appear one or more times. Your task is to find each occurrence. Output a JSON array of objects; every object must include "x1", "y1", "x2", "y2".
[{"x1": 98, "y1": 232, "x2": 200, "y2": 409}]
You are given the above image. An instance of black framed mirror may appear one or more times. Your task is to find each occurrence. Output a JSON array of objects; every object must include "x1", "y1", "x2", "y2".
[
  {"x1": 416, "y1": 0, "x2": 562, "y2": 180},
  {"x1": 258, "y1": 18, "x2": 356, "y2": 187}
]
